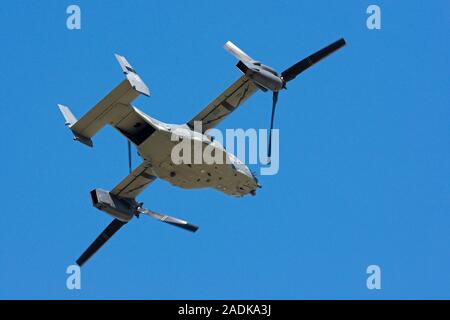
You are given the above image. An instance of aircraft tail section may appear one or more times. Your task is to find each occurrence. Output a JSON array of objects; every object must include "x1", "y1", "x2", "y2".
[
  {"x1": 115, "y1": 54, "x2": 150, "y2": 97},
  {"x1": 58, "y1": 54, "x2": 150, "y2": 147}
]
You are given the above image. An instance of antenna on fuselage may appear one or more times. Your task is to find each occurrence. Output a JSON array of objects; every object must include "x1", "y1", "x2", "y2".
[{"x1": 127, "y1": 141, "x2": 132, "y2": 174}]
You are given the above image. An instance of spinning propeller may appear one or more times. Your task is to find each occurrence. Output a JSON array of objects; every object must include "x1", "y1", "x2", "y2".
[
  {"x1": 225, "y1": 38, "x2": 346, "y2": 161},
  {"x1": 76, "y1": 204, "x2": 198, "y2": 267},
  {"x1": 75, "y1": 142, "x2": 198, "y2": 267}
]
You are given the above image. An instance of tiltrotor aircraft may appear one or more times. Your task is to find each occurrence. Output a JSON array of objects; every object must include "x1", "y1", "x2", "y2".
[{"x1": 58, "y1": 38, "x2": 346, "y2": 266}]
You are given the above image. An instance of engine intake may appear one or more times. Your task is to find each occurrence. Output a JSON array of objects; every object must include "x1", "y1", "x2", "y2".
[
  {"x1": 90, "y1": 189, "x2": 136, "y2": 222},
  {"x1": 236, "y1": 60, "x2": 284, "y2": 92}
]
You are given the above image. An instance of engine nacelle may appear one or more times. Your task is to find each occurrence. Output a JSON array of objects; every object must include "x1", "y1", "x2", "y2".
[
  {"x1": 236, "y1": 61, "x2": 284, "y2": 92},
  {"x1": 90, "y1": 188, "x2": 136, "y2": 222}
]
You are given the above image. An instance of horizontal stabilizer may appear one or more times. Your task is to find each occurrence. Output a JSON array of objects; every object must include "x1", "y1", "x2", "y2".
[{"x1": 58, "y1": 54, "x2": 151, "y2": 147}]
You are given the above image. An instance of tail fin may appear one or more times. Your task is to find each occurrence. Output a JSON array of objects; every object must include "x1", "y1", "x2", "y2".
[
  {"x1": 58, "y1": 54, "x2": 150, "y2": 147},
  {"x1": 57, "y1": 104, "x2": 93, "y2": 147},
  {"x1": 115, "y1": 54, "x2": 150, "y2": 97},
  {"x1": 58, "y1": 104, "x2": 77, "y2": 127}
]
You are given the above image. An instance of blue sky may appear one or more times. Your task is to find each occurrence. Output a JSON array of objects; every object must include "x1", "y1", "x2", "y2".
[{"x1": 0, "y1": 0, "x2": 449, "y2": 299}]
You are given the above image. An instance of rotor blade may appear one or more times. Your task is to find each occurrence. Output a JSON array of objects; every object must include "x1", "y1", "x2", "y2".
[
  {"x1": 76, "y1": 219, "x2": 127, "y2": 267},
  {"x1": 268, "y1": 91, "x2": 279, "y2": 161},
  {"x1": 127, "y1": 140, "x2": 132, "y2": 174},
  {"x1": 224, "y1": 41, "x2": 253, "y2": 63},
  {"x1": 139, "y1": 208, "x2": 198, "y2": 232},
  {"x1": 281, "y1": 38, "x2": 346, "y2": 82}
]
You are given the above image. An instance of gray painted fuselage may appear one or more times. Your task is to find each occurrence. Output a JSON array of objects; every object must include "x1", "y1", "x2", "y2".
[{"x1": 125, "y1": 107, "x2": 259, "y2": 197}]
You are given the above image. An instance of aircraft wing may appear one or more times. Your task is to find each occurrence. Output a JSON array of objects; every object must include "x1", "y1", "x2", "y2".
[
  {"x1": 111, "y1": 162, "x2": 157, "y2": 199},
  {"x1": 187, "y1": 75, "x2": 259, "y2": 133}
]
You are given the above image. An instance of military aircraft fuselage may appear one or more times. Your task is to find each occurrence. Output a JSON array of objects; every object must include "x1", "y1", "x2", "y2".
[{"x1": 125, "y1": 107, "x2": 259, "y2": 197}]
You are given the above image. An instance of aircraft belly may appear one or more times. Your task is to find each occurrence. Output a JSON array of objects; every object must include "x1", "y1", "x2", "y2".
[
  {"x1": 153, "y1": 162, "x2": 256, "y2": 196},
  {"x1": 138, "y1": 130, "x2": 174, "y2": 163},
  {"x1": 137, "y1": 129, "x2": 258, "y2": 196}
]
